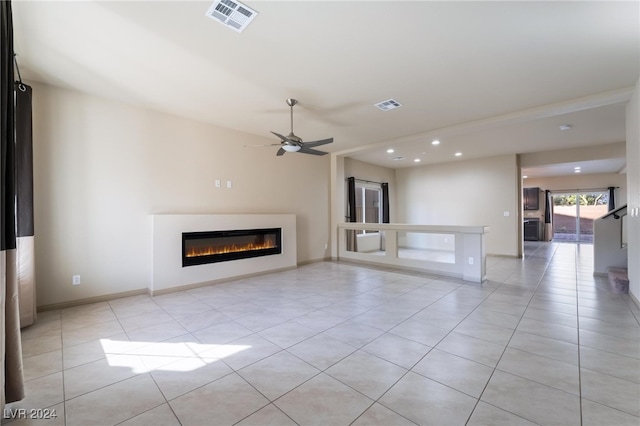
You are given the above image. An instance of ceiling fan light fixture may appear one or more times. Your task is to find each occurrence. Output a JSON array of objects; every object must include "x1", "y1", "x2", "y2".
[
  {"x1": 282, "y1": 145, "x2": 301, "y2": 152},
  {"x1": 267, "y1": 99, "x2": 333, "y2": 156}
]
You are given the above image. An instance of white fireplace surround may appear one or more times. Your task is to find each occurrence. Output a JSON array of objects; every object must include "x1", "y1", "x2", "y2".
[{"x1": 151, "y1": 214, "x2": 297, "y2": 294}]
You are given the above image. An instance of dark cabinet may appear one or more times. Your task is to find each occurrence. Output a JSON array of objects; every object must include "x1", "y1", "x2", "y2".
[
  {"x1": 523, "y1": 187, "x2": 540, "y2": 210},
  {"x1": 524, "y1": 218, "x2": 540, "y2": 241}
]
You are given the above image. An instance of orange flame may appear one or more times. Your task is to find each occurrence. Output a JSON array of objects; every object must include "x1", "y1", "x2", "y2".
[{"x1": 186, "y1": 239, "x2": 277, "y2": 258}]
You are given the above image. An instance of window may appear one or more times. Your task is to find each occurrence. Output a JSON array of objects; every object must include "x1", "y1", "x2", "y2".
[{"x1": 355, "y1": 182, "x2": 382, "y2": 233}]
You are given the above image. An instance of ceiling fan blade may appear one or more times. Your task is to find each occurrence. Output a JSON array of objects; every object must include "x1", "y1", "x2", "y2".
[
  {"x1": 244, "y1": 143, "x2": 282, "y2": 147},
  {"x1": 276, "y1": 148, "x2": 287, "y2": 156},
  {"x1": 271, "y1": 131, "x2": 289, "y2": 142},
  {"x1": 299, "y1": 147, "x2": 328, "y2": 156},
  {"x1": 302, "y1": 137, "x2": 333, "y2": 148}
]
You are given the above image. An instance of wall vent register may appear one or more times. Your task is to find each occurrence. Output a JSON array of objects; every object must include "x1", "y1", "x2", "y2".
[
  {"x1": 374, "y1": 99, "x2": 402, "y2": 111},
  {"x1": 206, "y1": 0, "x2": 258, "y2": 33}
]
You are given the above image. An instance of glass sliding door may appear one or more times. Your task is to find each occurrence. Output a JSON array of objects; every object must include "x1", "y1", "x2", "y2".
[
  {"x1": 552, "y1": 191, "x2": 608, "y2": 243},
  {"x1": 552, "y1": 193, "x2": 578, "y2": 242},
  {"x1": 354, "y1": 183, "x2": 382, "y2": 234},
  {"x1": 577, "y1": 192, "x2": 609, "y2": 242}
]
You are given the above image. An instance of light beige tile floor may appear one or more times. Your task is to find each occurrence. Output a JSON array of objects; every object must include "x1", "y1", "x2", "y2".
[{"x1": 4, "y1": 242, "x2": 640, "y2": 425}]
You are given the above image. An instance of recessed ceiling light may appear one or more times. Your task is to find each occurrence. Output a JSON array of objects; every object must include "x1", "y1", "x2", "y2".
[
  {"x1": 391, "y1": 156, "x2": 405, "y2": 161},
  {"x1": 574, "y1": 169, "x2": 581, "y2": 173},
  {"x1": 414, "y1": 158, "x2": 421, "y2": 163},
  {"x1": 432, "y1": 140, "x2": 440, "y2": 146},
  {"x1": 559, "y1": 124, "x2": 573, "y2": 131},
  {"x1": 574, "y1": 166, "x2": 581, "y2": 170},
  {"x1": 386, "y1": 148, "x2": 395, "y2": 154},
  {"x1": 523, "y1": 175, "x2": 528, "y2": 179},
  {"x1": 454, "y1": 152, "x2": 462, "y2": 157}
]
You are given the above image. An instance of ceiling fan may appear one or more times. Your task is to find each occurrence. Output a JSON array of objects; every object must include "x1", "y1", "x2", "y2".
[{"x1": 251, "y1": 99, "x2": 333, "y2": 156}]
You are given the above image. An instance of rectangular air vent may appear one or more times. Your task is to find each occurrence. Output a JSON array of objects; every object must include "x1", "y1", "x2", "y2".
[
  {"x1": 374, "y1": 99, "x2": 402, "y2": 111},
  {"x1": 206, "y1": 0, "x2": 258, "y2": 33}
]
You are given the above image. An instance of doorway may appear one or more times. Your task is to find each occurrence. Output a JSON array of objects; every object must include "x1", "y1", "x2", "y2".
[{"x1": 551, "y1": 191, "x2": 609, "y2": 243}]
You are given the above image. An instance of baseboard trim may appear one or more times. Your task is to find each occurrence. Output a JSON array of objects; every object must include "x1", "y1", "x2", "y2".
[
  {"x1": 37, "y1": 288, "x2": 148, "y2": 312},
  {"x1": 487, "y1": 253, "x2": 521, "y2": 259},
  {"x1": 36, "y1": 258, "x2": 337, "y2": 309},
  {"x1": 297, "y1": 257, "x2": 331, "y2": 266},
  {"x1": 630, "y1": 291, "x2": 640, "y2": 310},
  {"x1": 150, "y1": 265, "x2": 298, "y2": 296}
]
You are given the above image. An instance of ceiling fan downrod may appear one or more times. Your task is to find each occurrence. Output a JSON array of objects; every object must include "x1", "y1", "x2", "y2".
[{"x1": 286, "y1": 98, "x2": 297, "y2": 135}]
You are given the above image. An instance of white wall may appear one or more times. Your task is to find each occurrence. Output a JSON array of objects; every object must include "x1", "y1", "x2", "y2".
[
  {"x1": 395, "y1": 154, "x2": 519, "y2": 256},
  {"x1": 626, "y1": 78, "x2": 640, "y2": 302},
  {"x1": 32, "y1": 82, "x2": 331, "y2": 306}
]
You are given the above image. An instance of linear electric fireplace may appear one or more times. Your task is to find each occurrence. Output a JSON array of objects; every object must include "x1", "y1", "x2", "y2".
[{"x1": 182, "y1": 228, "x2": 282, "y2": 267}]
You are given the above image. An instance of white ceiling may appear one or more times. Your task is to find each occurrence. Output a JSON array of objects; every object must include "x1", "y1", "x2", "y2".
[{"x1": 11, "y1": 1, "x2": 640, "y2": 177}]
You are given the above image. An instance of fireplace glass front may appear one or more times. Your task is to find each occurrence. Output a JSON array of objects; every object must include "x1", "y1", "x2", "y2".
[{"x1": 182, "y1": 228, "x2": 282, "y2": 267}]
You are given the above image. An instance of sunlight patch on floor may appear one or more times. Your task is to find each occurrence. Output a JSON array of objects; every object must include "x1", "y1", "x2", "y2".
[{"x1": 100, "y1": 339, "x2": 251, "y2": 373}]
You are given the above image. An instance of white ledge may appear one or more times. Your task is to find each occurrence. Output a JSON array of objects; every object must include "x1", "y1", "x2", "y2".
[
  {"x1": 337, "y1": 223, "x2": 489, "y2": 283},
  {"x1": 337, "y1": 222, "x2": 489, "y2": 234}
]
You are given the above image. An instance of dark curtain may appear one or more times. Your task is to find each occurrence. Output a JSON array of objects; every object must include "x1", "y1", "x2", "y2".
[
  {"x1": 544, "y1": 190, "x2": 551, "y2": 224},
  {"x1": 544, "y1": 190, "x2": 553, "y2": 241},
  {"x1": 1, "y1": 0, "x2": 15, "y2": 251},
  {"x1": 347, "y1": 177, "x2": 356, "y2": 222},
  {"x1": 15, "y1": 83, "x2": 36, "y2": 327},
  {"x1": 346, "y1": 177, "x2": 357, "y2": 251},
  {"x1": 381, "y1": 182, "x2": 389, "y2": 223},
  {"x1": 1, "y1": 0, "x2": 26, "y2": 407},
  {"x1": 608, "y1": 187, "x2": 616, "y2": 211}
]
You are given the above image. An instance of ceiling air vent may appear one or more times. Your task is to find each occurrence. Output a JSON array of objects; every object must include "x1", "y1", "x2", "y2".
[
  {"x1": 206, "y1": 0, "x2": 258, "y2": 33},
  {"x1": 375, "y1": 99, "x2": 402, "y2": 111}
]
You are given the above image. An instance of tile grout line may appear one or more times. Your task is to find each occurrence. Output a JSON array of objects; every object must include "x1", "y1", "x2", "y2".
[
  {"x1": 19, "y1": 250, "x2": 637, "y2": 425},
  {"x1": 58, "y1": 310, "x2": 67, "y2": 426},
  {"x1": 227, "y1": 272, "x2": 471, "y2": 426},
  {"x1": 463, "y1": 241, "x2": 559, "y2": 425},
  {"x1": 574, "y1": 244, "x2": 584, "y2": 426},
  {"x1": 354, "y1": 267, "x2": 518, "y2": 423},
  {"x1": 142, "y1": 267, "x2": 418, "y2": 424}
]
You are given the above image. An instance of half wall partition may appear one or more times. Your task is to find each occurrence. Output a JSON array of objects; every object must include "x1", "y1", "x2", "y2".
[{"x1": 337, "y1": 223, "x2": 488, "y2": 282}]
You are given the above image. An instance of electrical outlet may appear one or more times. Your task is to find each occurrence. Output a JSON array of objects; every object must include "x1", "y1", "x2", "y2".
[
  {"x1": 215, "y1": 179, "x2": 221, "y2": 188},
  {"x1": 324, "y1": 243, "x2": 328, "y2": 250},
  {"x1": 72, "y1": 275, "x2": 81, "y2": 285},
  {"x1": 468, "y1": 257, "x2": 474, "y2": 265}
]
